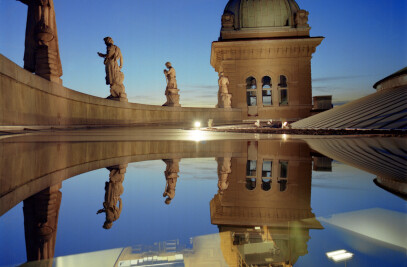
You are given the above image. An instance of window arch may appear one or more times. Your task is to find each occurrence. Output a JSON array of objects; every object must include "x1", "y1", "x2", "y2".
[
  {"x1": 246, "y1": 178, "x2": 257, "y2": 190},
  {"x1": 261, "y1": 179, "x2": 271, "y2": 191},
  {"x1": 278, "y1": 179, "x2": 287, "y2": 192},
  {"x1": 279, "y1": 75, "x2": 288, "y2": 106},
  {"x1": 246, "y1": 77, "x2": 257, "y2": 89},
  {"x1": 246, "y1": 77, "x2": 257, "y2": 106},
  {"x1": 278, "y1": 161, "x2": 288, "y2": 192},
  {"x1": 246, "y1": 160, "x2": 257, "y2": 190},
  {"x1": 262, "y1": 76, "x2": 272, "y2": 106}
]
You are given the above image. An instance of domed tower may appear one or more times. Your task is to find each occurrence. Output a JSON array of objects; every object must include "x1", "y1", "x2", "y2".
[{"x1": 211, "y1": 0, "x2": 323, "y2": 121}]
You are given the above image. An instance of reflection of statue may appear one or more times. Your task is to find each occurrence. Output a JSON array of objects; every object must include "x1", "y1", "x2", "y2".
[
  {"x1": 19, "y1": 0, "x2": 63, "y2": 84},
  {"x1": 162, "y1": 62, "x2": 181, "y2": 107},
  {"x1": 295, "y1": 10, "x2": 309, "y2": 28},
  {"x1": 23, "y1": 183, "x2": 62, "y2": 263},
  {"x1": 216, "y1": 72, "x2": 232, "y2": 108},
  {"x1": 97, "y1": 164, "x2": 127, "y2": 229},
  {"x1": 162, "y1": 159, "x2": 180, "y2": 204},
  {"x1": 97, "y1": 37, "x2": 127, "y2": 102},
  {"x1": 216, "y1": 157, "x2": 231, "y2": 194}
]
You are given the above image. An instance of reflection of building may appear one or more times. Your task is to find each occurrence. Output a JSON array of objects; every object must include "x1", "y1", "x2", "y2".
[
  {"x1": 306, "y1": 137, "x2": 407, "y2": 197},
  {"x1": 211, "y1": 0, "x2": 323, "y2": 121},
  {"x1": 23, "y1": 183, "x2": 62, "y2": 265},
  {"x1": 211, "y1": 140, "x2": 323, "y2": 266},
  {"x1": 293, "y1": 67, "x2": 407, "y2": 129}
]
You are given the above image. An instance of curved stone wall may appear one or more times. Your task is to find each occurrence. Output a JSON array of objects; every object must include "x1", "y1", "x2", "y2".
[
  {"x1": 0, "y1": 54, "x2": 242, "y2": 127},
  {"x1": 0, "y1": 137, "x2": 247, "y2": 216}
]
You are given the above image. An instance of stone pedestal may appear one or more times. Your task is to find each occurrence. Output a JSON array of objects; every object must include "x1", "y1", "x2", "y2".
[
  {"x1": 164, "y1": 89, "x2": 181, "y2": 107},
  {"x1": 217, "y1": 93, "x2": 232, "y2": 108}
]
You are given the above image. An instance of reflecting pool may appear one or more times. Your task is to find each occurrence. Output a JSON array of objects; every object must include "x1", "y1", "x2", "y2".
[{"x1": 0, "y1": 128, "x2": 406, "y2": 267}]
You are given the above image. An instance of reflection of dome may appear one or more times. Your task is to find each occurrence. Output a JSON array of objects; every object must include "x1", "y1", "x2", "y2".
[{"x1": 224, "y1": 0, "x2": 300, "y2": 29}]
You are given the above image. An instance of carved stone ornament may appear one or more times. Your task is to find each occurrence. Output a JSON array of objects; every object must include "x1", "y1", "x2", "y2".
[
  {"x1": 295, "y1": 10, "x2": 309, "y2": 28},
  {"x1": 222, "y1": 12, "x2": 235, "y2": 29}
]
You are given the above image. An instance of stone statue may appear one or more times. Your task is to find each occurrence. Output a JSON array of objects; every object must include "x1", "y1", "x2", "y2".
[
  {"x1": 295, "y1": 10, "x2": 309, "y2": 28},
  {"x1": 216, "y1": 156, "x2": 232, "y2": 194},
  {"x1": 162, "y1": 62, "x2": 181, "y2": 107},
  {"x1": 98, "y1": 37, "x2": 128, "y2": 102},
  {"x1": 216, "y1": 72, "x2": 232, "y2": 108},
  {"x1": 97, "y1": 164, "x2": 127, "y2": 229},
  {"x1": 162, "y1": 159, "x2": 180, "y2": 204},
  {"x1": 19, "y1": 0, "x2": 63, "y2": 84}
]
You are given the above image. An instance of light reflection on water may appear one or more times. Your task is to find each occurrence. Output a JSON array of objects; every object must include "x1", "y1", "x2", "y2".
[{"x1": 0, "y1": 135, "x2": 405, "y2": 267}]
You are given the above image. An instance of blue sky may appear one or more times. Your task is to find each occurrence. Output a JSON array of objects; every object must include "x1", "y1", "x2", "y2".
[{"x1": 0, "y1": 0, "x2": 406, "y2": 106}]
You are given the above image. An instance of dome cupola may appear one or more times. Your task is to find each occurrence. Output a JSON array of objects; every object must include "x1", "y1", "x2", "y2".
[{"x1": 220, "y1": 0, "x2": 310, "y2": 40}]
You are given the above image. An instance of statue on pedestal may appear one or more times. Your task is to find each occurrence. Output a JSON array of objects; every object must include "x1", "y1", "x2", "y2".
[
  {"x1": 98, "y1": 37, "x2": 128, "y2": 102},
  {"x1": 216, "y1": 72, "x2": 232, "y2": 108},
  {"x1": 162, "y1": 159, "x2": 180, "y2": 204},
  {"x1": 97, "y1": 164, "x2": 127, "y2": 229},
  {"x1": 19, "y1": 0, "x2": 63, "y2": 84},
  {"x1": 162, "y1": 62, "x2": 181, "y2": 107}
]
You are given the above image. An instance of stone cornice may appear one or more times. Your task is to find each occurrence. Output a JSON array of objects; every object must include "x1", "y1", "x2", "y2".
[
  {"x1": 211, "y1": 37, "x2": 324, "y2": 69},
  {"x1": 221, "y1": 26, "x2": 311, "y2": 40}
]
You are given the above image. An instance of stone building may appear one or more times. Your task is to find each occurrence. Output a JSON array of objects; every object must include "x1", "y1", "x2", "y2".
[{"x1": 211, "y1": 0, "x2": 323, "y2": 121}]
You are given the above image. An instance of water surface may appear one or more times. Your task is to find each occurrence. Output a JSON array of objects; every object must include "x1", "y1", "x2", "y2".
[{"x1": 0, "y1": 129, "x2": 405, "y2": 266}]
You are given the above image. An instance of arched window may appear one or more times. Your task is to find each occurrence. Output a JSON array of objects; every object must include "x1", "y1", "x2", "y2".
[
  {"x1": 246, "y1": 77, "x2": 257, "y2": 106},
  {"x1": 262, "y1": 76, "x2": 272, "y2": 106},
  {"x1": 261, "y1": 179, "x2": 271, "y2": 191},
  {"x1": 246, "y1": 77, "x2": 257, "y2": 89},
  {"x1": 246, "y1": 160, "x2": 257, "y2": 190},
  {"x1": 278, "y1": 179, "x2": 287, "y2": 192},
  {"x1": 278, "y1": 161, "x2": 288, "y2": 192},
  {"x1": 246, "y1": 178, "x2": 256, "y2": 190},
  {"x1": 279, "y1": 75, "x2": 288, "y2": 106},
  {"x1": 262, "y1": 160, "x2": 272, "y2": 177},
  {"x1": 279, "y1": 161, "x2": 288, "y2": 178}
]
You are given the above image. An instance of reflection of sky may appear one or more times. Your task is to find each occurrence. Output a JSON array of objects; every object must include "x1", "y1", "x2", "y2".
[
  {"x1": 0, "y1": 156, "x2": 406, "y2": 266},
  {"x1": 1, "y1": 0, "x2": 405, "y2": 106}
]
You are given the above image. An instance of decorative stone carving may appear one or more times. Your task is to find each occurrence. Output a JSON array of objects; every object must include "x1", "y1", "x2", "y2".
[
  {"x1": 19, "y1": 0, "x2": 63, "y2": 84},
  {"x1": 295, "y1": 10, "x2": 309, "y2": 28},
  {"x1": 98, "y1": 37, "x2": 128, "y2": 102},
  {"x1": 221, "y1": 12, "x2": 234, "y2": 29},
  {"x1": 162, "y1": 62, "x2": 181, "y2": 107},
  {"x1": 216, "y1": 156, "x2": 232, "y2": 194},
  {"x1": 162, "y1": 159, "x2": 180, "y2": 204},
  {"x1": 216, "y1": 72, "x2": 232, "y2": 108},
  {"x1": 97, "y1": 164, "x2": 127, "y2": 229}
]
